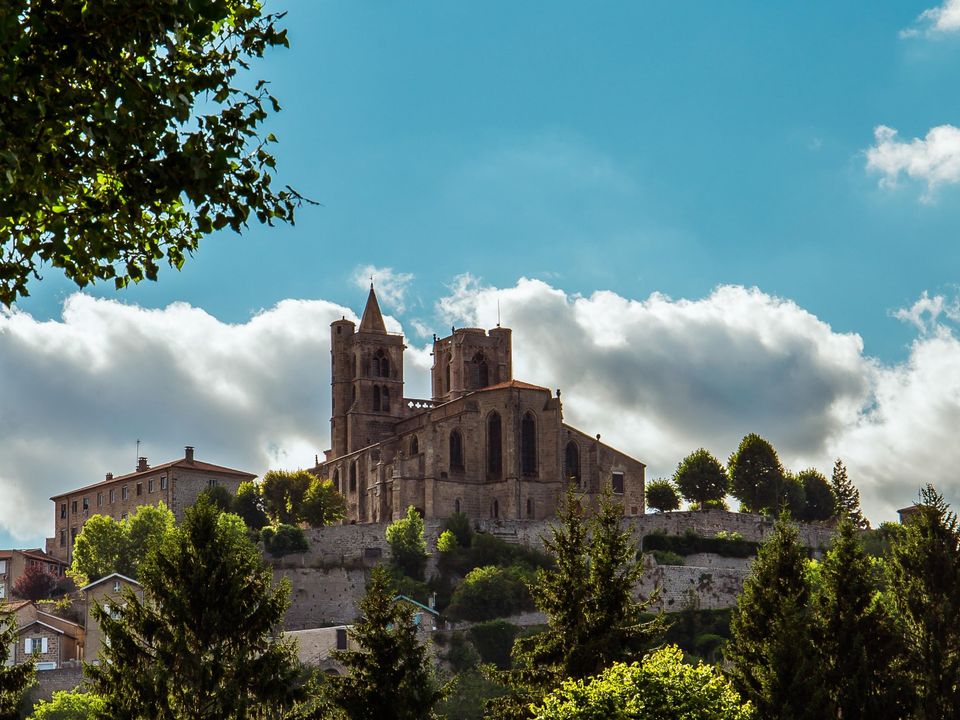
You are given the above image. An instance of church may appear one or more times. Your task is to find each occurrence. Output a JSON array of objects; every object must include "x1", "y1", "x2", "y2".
[{"x1": 314, "y1": 286, "x2": 646, "y2": 523}]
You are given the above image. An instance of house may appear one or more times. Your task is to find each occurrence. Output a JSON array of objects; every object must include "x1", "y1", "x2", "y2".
[
  {"x1": 284, "y1": 625, "x2": 356, "y2": 675},
  {"x1": 80, "y1": 573, "x2": 143, "y2": 664},
  {"x1": 394, "y1": 595, "x2": 443, "y2": 634},
  {"x1": 0, "y1": 549, "x2": 68, "y2": 602},
  {"x1": 47, "y1": 447, "x2": 257, "y2": 561},
  {"x1": 315, "y1": 286, "x2": 646, "y2": 524},
  {"x1": 2, "y1": 601, "x2": 84, "y2": 670}
]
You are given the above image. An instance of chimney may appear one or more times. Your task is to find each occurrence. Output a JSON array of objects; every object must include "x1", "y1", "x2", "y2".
[
  {"x1": 105, "y1": 472, "x2": 113, "y2": 482},
  {"x1": 137, "y1": 457, "x2": 149, "y2": 472},
  {"x1": 185, "y1": 446, "x2": 195, "y2": 463}
]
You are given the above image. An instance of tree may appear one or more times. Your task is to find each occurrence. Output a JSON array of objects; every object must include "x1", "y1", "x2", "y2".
[
  {"x1": 233, "y1": 481, "x2": 269, "y2": 531},
  {"x1": 325, "y1": 566, "x2": 443, "y2": 720},
  {"x1": 86, "y1": 499, "x2": 303, "y2": 719},
  {"x1": 673, "y1": 449, "x2": 728, "y2": 510},
  {"x1": 198, "y1": 485, "x2": 234, "y2": 513},
  {"x1": 300, "y1": 478, "x2": 347, "y2": 528},
  {"x1": 830, "y1": 459, "x2": 868, "y2": 529},
  {"x1": 796, "y1": 468, "x2": 834, "y2": 522},
  {"x1": 27, "y1": 690, "x2": 105, "y2": 720},
  {"x1": 386, "y1": 506, "x2": 428, "y2": 580},
  {"x1": 446, "y1": 566, "x2": 535, "y2": 622},
  {"x1": 780, "y1": 472, "x2": 806, "y2": 519},
  {"x1": 12, "y1": 563, "x2": 59, "y2": 601},
  {"x1": 436, "y1": 530, "x2": 458, "y2": 554},
  {"x1": 488, "y1": 489, "x2": 665, "y2": 719},
  {"x1": 0, "y1": 0, "x2": 308, "y2": 307},
  {"x1": 887, "y1": 485, "x2": 960, "y2": 718},
  {"x1": 260, "y1": 524, "x2": 309, "y2": 558},
  {"x1": 813, "y1": 519, "x2": 906, "y2": 720},
  {"x1": 68, "y1": 502, "x2": 174, "y2": 585},
  {"x1": 728, "y1": 434, "x2": 784, "y2": 514},
  {"x1": 724, "y1": 514, "x2": 829, "y2": 720},
  {"x1": 0, "y1": 611, "x2": 35, "y2": 717},
  {"x1": 645, "y1": 479, "x2": 681, "y2": 513},
  {"x1": 531, "y1": 647, "x2": 754, "y2": 720},
  {"x1": 260, "y1": 470, "x2": 313, "y2": 525}
]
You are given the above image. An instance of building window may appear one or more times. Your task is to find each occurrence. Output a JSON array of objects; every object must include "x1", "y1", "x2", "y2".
[
  {"x1": 113, "y1": 580, "x2": 121, "y2": 592},
  {"x1": 410, "y1": 436, "x2": 419, "y2": 455},
  {"x1": 612, "y1": 472, "x2": 625, "y2": 495},
  {"x1": 487, "y1": 412, "x2": 502, "y2": 478},
  {"x1": 336, "y1": 628, "x2": 348, "y2": 651},
  {"x1": 382, "y1": 386, "x2": 390, "y2": 412},
  {"x1": 60, "y1": 504, "x2": 66, "y2": 519},
  {"x1": 59, "y1": 531, "x2": 65, "y2": 548},
  {"x1": 471, "y1": 352, "x2": 489, "y2": 388},
  {"x1": 96, "y1": 492, "x2": 103, "y2": 507},
  {"x1": 373, "y1": 385, "x2": 381, "y2": 411},
  {"x1": 444, "y1": 363, "x2": 451, "y2": 392},
  {"x1": 148, "y1": 480, "x2": 154, "y2": 493},
  {"x1": 71, "y1": 500, "x2": 77, "y2": 515},
  {"x1": 374, "y1": 349, "x2": 390, "y2": 378},
  {"x1": 333, "y1": 469, "x2": 340, "y2": 492},
  {"x1": 70, "y1": 527, "x2": 77, "y2": 543},
  {"x1": 454, "y1": 499, "x2": 461, "y2": 514},
  {"x1": 491, "y1": 499, "x2": 499, "y2": 519},
  {"x1": 160, "y1": 476, "x2": 167, "y2": 490},
  {"x1": 109, "y1": 489, "x2": 116, "y2": 504},
  {"x1": 121, "y1": 513, "x2": 127, "y2": 521},
  {"x1": 122, "y1": 486, "x2": 129, "y2": 501},
  {"x1": 565, "y1": 442, "x2": 581, "y2": 486},
  {"x1": 136, "y1": 483, "x2": 142, "y2": 496},
  {"x1": 349, "y1": 462, "x2": 357, "y2": 493},
  {"x1": 207, "y1": 478, "x2": 218, "y2": 490},
  {"x1": 526, "y1": 498, "x2": 534, "y2": 518},
  {"x1": 450, "y1": 430, "x2": 464, "y2": 471},
  {"x1": 521, "y1": 412, "x2": 537, "y2": 477}
]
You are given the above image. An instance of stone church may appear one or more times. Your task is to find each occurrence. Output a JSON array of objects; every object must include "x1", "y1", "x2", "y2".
[{"x1": 314, "y1": 286, "x2": 646, "y2": 523}]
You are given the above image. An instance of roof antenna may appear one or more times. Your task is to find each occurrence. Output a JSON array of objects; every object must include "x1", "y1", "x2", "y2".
[
  {"x1": 136, "y1": 438, "x2": 141, "y2": 468},
  {"x1": 497, "y1": 297, "x2": 501, "y2": 328}
]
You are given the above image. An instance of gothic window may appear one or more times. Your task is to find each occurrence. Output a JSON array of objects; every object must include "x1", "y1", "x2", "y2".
[
  {"x1": 333, "y1": 469, "x2": 340, "y2": 492},
  {"x1": 526, "y1": 498, "x2": 534, "y2": 518},
  {"x1": 565, "y1": 441, "x2": 581, "y2": 485},
  {"x1": 450, "y1": 430, "x2": 464, "y2": 471},
  {"x1": 374, "y1": 349, "x2": 390, "y2": 378},
  {"x1": 444, "y1": 362, "x2": 451, "y2": 393},
  {"x1": 454, "y1": 498, "x2": 461, "y2": 514},
  {"x1": 521, "y1": 412, "x2": 537, "y2": 476},
  {"x1": 472, "y1": 352, "x2": 489, "y2": 388},
  {"x1": 410, "y1": 436, "x2": 419, "y2": 455},
  {"x1": 382, "y1": 386, "x2": 390, "y2": 412},
  {"x1": 350, "y1": 462, "x2": 357, "y2": 493},
  {"x1": 487, "y1": 412, "x2": 502, "y2": 478},
  {"x1": 491, "y1": 499, "x2": 499, "y2": 519},
  {"x1": 373, "y1": 385, "x2": 381, "y2": 411}
]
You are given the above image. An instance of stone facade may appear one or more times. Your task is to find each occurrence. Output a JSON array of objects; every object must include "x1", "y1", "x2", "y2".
[
  {"x1": 12, "y1": 620, "x2": 77, "y2": 669},
  {"x1": 80, "y1": 573, "x2": 143, "y2": 664},
  {"x1": 47, "y1": 447, "x2": 256, "y2": 561},
  {"x1": 0, "y1": 549, "x2": 67, "y2": 602},
  {"x1": 316, "y1": 287, "x2": 646, "y2": 524}
]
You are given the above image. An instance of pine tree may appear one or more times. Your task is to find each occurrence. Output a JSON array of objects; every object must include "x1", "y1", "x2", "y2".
[
  {"x1": 887, "y1": 485, "x2": 960, "y2": 719},
  {"x1": 86, "y1": 499, "x2": 303, "y2": 720},
  {"x1": 829, "y1": 459, "x2": 868, "y2": 529},
  {"x1": 487, "y1": 488, "x2": 665, "y2": 720},
  {"x1": 813, "y1": 519, "x2": 907, "y2": 719},
  {"x1": 727, "y1": 434, "x2": 784, "y2": 514},
  {"x1": 724, "y1": 514, "x2": 828, "y2": 720},
  {"x1": 0, "y1": 611, "x2": 35, "y2": 718},
  {"x1": 325, "y1": 566, "x2": 443, "y2": 720}
]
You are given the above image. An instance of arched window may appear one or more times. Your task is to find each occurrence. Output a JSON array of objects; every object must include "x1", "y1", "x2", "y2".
[
  {"x1": 565, "y1": 441, "x2": 581, "y2": 485},
  {"x1": 491, "y1": 499, "x2": 499, "y2": 519},
  {"x1": 373, "y1": 385, "x2": 381, "y2": 411},
  {"x1": 410, "y1": 436, "x2": 419, "y2": 455},
  {"x1": 444, "y1": 362, "x2": 451, "y2": 392},
  {"x1": 375, "y1": 349, "x2": 389, "y2": 378},
  {"x1": 333, "y1": 468, "x2": 340, "y2": 492},
  {"x1": 450, "y1": 430, "x2": 464, "y2": 471},
  {"x1": 487, "y1": 412, "x2": 502, "y2": 478},
  {"x1": 349, "y1": 462, "x2": 357, "y2": 492},
  {"x1": 526, "y1": 498, "x2": 534, "y2": 518},
  {"x1": 472, "y1": 352, "x2": 489, "y2": 388},
  {"x1": 521, "y1": 412, "x2": 537, "y2": 476},
  {"x1": 382, "y1": 386, "x2": 390, "y2": 412},
  {"x1": 454, "y1": 498, "x2": 461, "y2": 514}
]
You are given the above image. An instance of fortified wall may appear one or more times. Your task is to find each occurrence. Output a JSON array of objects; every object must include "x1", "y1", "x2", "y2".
[{"x1": 273, "y1": 510, "x2": 835, "y2": 629}]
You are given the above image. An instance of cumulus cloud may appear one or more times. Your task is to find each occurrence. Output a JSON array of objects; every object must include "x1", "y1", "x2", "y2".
[
  {"x1": 866, "y1": 125, "x2": 960, "y2": 200},
  {"x1": 352, "y1": 265, "x2": 415, "y2": 313},
  {"x1": 4, "y1": 280, "x2": 960, "y2": 544},
  {"x1": 902, "y1": 0, "x2": 960, "y2": 36}
]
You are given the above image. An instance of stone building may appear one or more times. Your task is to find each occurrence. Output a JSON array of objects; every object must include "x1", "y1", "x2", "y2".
[
  {"x1": 0, "y1": 549, "x2": 67, "y2": 602},
  {"x1": 47, "y1": 447, "x2": 256, "y2": 561},
  {"x1": 314, "y1": 286, "x2": 645, "y2": 523},
  {"x1": 80, "y1": 573, "x2": 143, "y2": 664}
]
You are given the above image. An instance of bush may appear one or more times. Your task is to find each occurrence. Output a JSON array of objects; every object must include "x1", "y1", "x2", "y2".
[
  {"x1": 386, "y1": 506, "x2": 428, "y2": 580},
  {"x1": 642, "y1": 531, "x2": 759, "y2": 558},
  {"x1": 435, "y1": 669, "x2": 508, "y2": 720},
  {"x1": 651, "y1": 550, "x2": 685, "y2": 566},
  {"x1": 443, "y1": 512, "x2": 473, "y2": 548},
  {"x1": 261, "y1": 524, "x2": 308, "y2": 557},
  {"x1": 27, "y1": 690, "x2": 105, "y2": 720},
  {"x1": 444, "y1": 631, "x2": 480, "y2": 672},
  {"x1": 446, "y1": 565, "x2": 535, "y2": 622},
  {"x1": 467, "y1": 620, "x2": 520, "y2": 669},
  {"x1": 437, "y1": 530, "x2": 458, "y2": 554}
]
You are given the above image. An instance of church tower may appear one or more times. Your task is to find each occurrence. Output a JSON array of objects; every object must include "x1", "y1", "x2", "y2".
[
  {"x1": 330, "y1": 285, "x2": 406, "y2": 457},
  {"x1": 431, "y1": 325, "x2": 512, "y2": 402}
]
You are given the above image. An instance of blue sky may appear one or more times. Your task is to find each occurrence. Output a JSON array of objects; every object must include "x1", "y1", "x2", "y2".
[{"x1": 5, "y1": 1, "x2": 960, "y2": 549}]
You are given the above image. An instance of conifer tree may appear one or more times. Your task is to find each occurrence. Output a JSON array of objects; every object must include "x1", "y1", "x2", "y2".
[
  {"x1": 488, "y1": 489, "x2": 665, "y2": 719},
  {"x1": 0, "y1": 612, "x2": 35, "y2": 718},
  {"x1": 813, "y1": 519, "x2": 906, "y2": 719},
  {"x1": 727, "y1": 434, "x2": 784, "y2": 514},
  {"x1": 86, "y1": 499, "x2": 303, "y2": 720},
  {"x1": 887, "y1": 485, "x2": 960, "y2": 719},
  {"x1": 325, "y1": 566, "x2": 443, "y2": 720},
  {"x1": 724, "y1": 514, "x2": 828, "y2": 720},
  {"x1": 829, "y1": 459, "x2": 868, "y2": 529}
]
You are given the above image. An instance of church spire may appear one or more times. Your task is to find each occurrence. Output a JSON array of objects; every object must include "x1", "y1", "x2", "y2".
[{"x1": 359, "y1": 283, "x2": 387, "y2": 333}]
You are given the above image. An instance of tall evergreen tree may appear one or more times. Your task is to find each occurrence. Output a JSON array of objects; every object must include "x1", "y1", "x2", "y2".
[
  {"x1": 727, "y1": 434, "x2": 784, "y2": 514},
  {"x1": 0, "y1": 611, "x2": 35, "y2": 718},
  {"x1": 887, "y1": 485, "x2": 960, "y2": 719},
  {"x1": 672, "y1": 449, "x2": 729, "y2": 510},
  {"x1": 814, "y1": 519, "x2": 906, "y2": 719},
  {"x1": 86, "y1": 499, "x2": 303, "y2": 720},
  {"x1": 325, "y1": 566, "x2": 443, "y2": 720},
  {"x1": 488, "y1": 489, "x2": 665, "y2": 720},
  {"x1": 724, "y1": 514, "x2": 828, "y2": 720},
  {"x1": 829, "y1": 459, "x2": 868, "y2": 529}
]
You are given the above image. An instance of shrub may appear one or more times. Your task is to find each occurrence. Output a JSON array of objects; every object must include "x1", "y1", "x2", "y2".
[
  {"x1": 642, "y1": 532, "x2": 760, "y2": 558},
  {"x1": 443, "y1": 512, "x2": 473, "y2": 548},
  {"x1": 651, "y1": 550, "x2": 685, "y2": 566},
  {"x1": 27, "y1": 690, "x2": 105, "y2": 720},
  {"x1": 261, "y1": 524, "x2": 308, "y2": 557},
  {"x1": 467, "y1": 620, "x2": 520, "y2": 669},
  {"x1": 446, "y1": 565, "x2": 535, "y2": 622},
  {"x1": 386, "y1": 506, "x2": 428, "y2": 580},
  {"x1": 437, "y1": 530, "x2": 458, "y2": 554},
  {"x1": 444, "y1": 631, "x2": 480, "y2": 672}
]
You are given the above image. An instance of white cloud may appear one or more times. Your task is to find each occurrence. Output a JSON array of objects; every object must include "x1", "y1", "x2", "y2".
[
  {"x1": 352, "y1": 265, "x2": 414, "y2": 313},
  {"x1": 866, "y1": 125, "x2": 960, "y2": 200},
  {"x1": 902, "y1": 0, "x2": 960, "y2": 36},
  {"x1": 4, "y1": 281, "x2": 960, "y2": 544}
]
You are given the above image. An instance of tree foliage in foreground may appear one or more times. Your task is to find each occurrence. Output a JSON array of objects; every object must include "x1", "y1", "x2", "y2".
[
  {"x1": 86, "y1": 499, "x2": 303, "y2": 719},
  {"x1": 26, "y1": 690, "x2": 105, "y2": 720},
  {"x1": 531, "y1": 646, "x2": 754, "y2": 720},
  {"x1": 0, "y1": 0, "x2": 308, "y2": 306},
  {"x1": 325, "y1": 565, "x2": 443, "y2": 720},
  {"x1": 487, "y1": 489, "x2": 665, "y2": 720},
  {"x1": 0, "y1": 611, "x2": 35, "y2": 718}
]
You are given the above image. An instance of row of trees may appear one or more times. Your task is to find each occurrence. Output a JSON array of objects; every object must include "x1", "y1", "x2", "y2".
[
  {"x1": 233, "y1": 470, "x2": 346, "y2": 530},
  {"x1": 645, "y1": 433, "x2": 866, "y2": 526}
]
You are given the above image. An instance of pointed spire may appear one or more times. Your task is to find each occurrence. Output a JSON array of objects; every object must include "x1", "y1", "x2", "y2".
[{"x1": 359, "y1": 283, "x2": 387, "y2": 333}]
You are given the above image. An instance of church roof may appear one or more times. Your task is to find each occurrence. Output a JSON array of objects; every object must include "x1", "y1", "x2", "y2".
[
  {"x1": 359, "y1": 284, "x2": 387, "y2": 333},
  {"x1": 479, "y1": 380, "x2": 551, "y2": 393}
]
